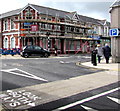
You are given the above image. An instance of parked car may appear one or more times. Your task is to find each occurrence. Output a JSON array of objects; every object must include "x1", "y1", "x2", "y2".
[{"x1": 21, "y1": 45, "x2": 50, "y2": 58}]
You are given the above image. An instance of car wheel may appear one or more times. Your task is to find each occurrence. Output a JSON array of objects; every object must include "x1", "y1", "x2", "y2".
[
  {"x1": 44, "y1": 53, "x2": 49, "y2": 58},
  {"x1": 24, "y1": 53, "x2": 29, "y2": 58}
]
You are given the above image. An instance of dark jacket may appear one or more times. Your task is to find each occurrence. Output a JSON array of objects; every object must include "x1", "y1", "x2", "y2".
[{"x1": 103, "y1": 46, "x2": 111, "y2": 58}]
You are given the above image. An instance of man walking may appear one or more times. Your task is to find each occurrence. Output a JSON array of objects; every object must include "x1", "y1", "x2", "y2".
[
  {"x1": 103, "y1": 44, "x2": 111, "y2": 64},
  {"x1": 95, "y1": 44, "x2": 103, "y2": 63}
]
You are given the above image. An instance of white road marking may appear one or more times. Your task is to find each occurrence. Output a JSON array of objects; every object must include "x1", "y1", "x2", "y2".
[
  {"x1": 1, "y1": 68, "x2": 48, "y2": 82},
  {"x1": 28, "y1": 102, "x2": 36, "y2": 107},
  {"x1": 81, "y1": 105, "x2": 98, "y2": 111},
  {"x1": 53, "y1": 87, "x2": 120, "y2": 111},
  {"x1": 107, "y1": 96, "x2": 120, "y2": 104},
  {"x1": 59, "y1": 61, "x2": 65, "y2": 64}
]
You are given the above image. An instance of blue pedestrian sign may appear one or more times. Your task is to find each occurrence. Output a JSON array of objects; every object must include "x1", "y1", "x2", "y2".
[{"x1": 109, "y1": 28, "x2": 119, "y2": 36}]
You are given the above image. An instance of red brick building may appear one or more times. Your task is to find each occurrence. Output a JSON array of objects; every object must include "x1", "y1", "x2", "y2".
[{"x1": 0, "y1": 4, "x2": 110, "y2": 54}]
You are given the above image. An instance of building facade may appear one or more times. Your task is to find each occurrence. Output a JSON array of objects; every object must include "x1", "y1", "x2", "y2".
[
  {"x1": 109, "y1": 0, "x2": 120, "y2": 63},
  {"x1": 0, "y1": 4, "x2": 110, "y2": 54}
]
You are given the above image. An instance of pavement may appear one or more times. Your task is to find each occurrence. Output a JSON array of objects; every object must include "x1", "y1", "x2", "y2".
[
  {"x1": 0, "y1": 54, "x2": 70, "y2": 59},
  {"x1": 81, "y1": 57, "x2": 119, "y2": 73},
  {"x1": 0, "y1": 54, "x2": 119, "y2": 110}
]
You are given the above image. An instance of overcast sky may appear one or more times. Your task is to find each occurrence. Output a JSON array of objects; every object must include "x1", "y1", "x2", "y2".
[{"x1": 0, "y1": 0, "x2": 116, "y2": 22}]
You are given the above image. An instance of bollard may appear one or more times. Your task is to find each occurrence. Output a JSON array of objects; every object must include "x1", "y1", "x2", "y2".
[{"x1": 91, "y1": 50, "x2": 97, "y2": 66}]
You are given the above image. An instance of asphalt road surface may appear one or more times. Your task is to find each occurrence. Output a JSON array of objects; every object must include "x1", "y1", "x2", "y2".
[
  {"x1": 29, "y1": 82, "x2": 119, "y2": 111},
  {"x1": 0, "y1": 55, "x2": 119, "y2": 110},
  {"x1": 1, "y1": 55, "x2": 103, "y2": 91}
]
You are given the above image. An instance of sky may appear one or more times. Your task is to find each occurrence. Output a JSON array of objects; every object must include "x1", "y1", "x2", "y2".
[{"x1": 0, "y1": 0, "x2": 116, "y2": 22}]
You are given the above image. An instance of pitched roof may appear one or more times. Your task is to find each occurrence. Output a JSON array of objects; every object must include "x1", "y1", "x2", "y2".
[
  {"x1": 0, "y1": 3, "x2": 110, "y2": 26},
  {"x1": 0, "y1": 8, "x2": 21, "y2": 19},
  {"x1": 30, "y1": 4, "x2": 69, "y2": 18}
]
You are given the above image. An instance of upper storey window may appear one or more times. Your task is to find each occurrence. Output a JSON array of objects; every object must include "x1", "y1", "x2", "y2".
[
  {"x1": 11, "y1": 19, "x2": 15, "y2": 29},
  {"x1": 25, "y1": 11, "x2": 33, "y2": 19},
  {"x1": 24, "y1": 7, "x2": 35, "y2": 19},
  {"x1": 4, "y1": 20, "x2": 8, "y2": 30}
]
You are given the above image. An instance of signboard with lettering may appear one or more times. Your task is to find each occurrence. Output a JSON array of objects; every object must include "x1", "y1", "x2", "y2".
[
  {"x1": 31, "y1": 25, "x2": 38, "y2": 32},
  {"x1": 88, "y1": 36, "x2": 100, "y2": 40}
]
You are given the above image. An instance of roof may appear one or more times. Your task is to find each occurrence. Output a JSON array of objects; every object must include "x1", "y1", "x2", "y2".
[
  {"x1": 111, "y1": 0, "x2": 120, "y2": 7},
  {"x1": 0, "y1": 3, "x2": 110, "y2": 26},
  {"x1": 0, "y1": 8, "x2": 21, "y2": 19},
  {"x1": 109, "y1": 0, "x2": 120, "y2": 12}
]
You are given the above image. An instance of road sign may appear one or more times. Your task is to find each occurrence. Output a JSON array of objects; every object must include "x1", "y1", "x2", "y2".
[{"x1": 109, "y1": 28, "x2": 119, "y2": 36}]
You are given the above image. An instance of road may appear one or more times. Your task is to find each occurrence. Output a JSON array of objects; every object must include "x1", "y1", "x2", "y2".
[
  {"x1": 1, "y1": 55, "x2": 103, "y2": 91},
  {"x1": 0, "y1": 55, "x2": 119, "y2": 110}
]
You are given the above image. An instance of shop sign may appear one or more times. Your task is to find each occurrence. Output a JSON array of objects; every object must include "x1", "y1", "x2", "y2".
[
  {"x1": 88, "y1": 36, "x2": 100, "y2": 40},
  {"x1": 31, "y1": 25, "x2": 38, "y2": 31}
]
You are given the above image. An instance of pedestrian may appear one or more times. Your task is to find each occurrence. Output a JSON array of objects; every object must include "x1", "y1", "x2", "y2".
[
  {"x1": 95, "y1": 44, "x2": 103, "y2": 63},
  {"x1": 103, "y1": 43, "x2": 111, "y2": 64},
  {"x1": 54, "y1": 44, "x2": 58, "y2": 56}
]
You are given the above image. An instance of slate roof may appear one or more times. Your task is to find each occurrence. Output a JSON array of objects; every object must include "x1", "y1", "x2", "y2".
[
  {"x1": 0, "y1": 3, "x2": 109, "y2": 26},
  {"x1": 30, "y1": 4, "x2": 70, "y2": 18},
  {"x1": 0, "y1": 8, "x2": 21, "y2": 19}
]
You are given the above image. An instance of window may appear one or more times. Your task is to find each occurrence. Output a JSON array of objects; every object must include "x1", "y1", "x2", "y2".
[
  {"x1": 41, "y1": 23, "x2": 46, "y2": 29},
  {"x1": 41, "y1": 17, "x2": 46, "y2": 20},
  {"x1": 27, "y1": 46, "x2": 33, "y2": 49},
  {"x1": 34, "y1": 46, "x2": 42, "y2": 50},
  {"x1": 4, "y1": 20, "x2": 8, "y2": 30},
  {"x1": 11, "y1": 19, "x2": 15, "y2": 29},
  {"x1": 4, "y1": 37, "x2": 8, "y2": 48},
  {"x1": 25, "y1": 11, "x2": 32, "y2": 19},
  {"x1": 10, "y1": 37, "x2": 15, "y2": 48},
  {"x1": 47, "y1": 18, "x2": 52, "y2": 21},
  {"x1": 47, "y1": 24, "x2": 52, "y2": 30}
]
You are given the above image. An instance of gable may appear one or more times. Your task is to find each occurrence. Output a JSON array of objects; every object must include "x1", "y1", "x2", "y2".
[
  {"x1": 72, "y1": 12, "x2": 80, "y2": 21},
  {"x1": 20, "y1": 5, "x2": 37, "y2": 19}
]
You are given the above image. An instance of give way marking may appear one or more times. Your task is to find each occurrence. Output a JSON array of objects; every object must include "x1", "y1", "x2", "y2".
[{"x1": 1, "y1": 68, "x2": 48, "y2": 82}]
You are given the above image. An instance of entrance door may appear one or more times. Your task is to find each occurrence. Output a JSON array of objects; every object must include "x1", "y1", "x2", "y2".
[
  {"x1": 25, "y1": 38, "x2": 33, "y2": 46},
  {"x1": 60, "y1": 39, "x2": 64, "y2": 54}
]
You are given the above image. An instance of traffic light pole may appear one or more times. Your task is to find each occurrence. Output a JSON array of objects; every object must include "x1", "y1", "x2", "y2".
[
  {"x1": 46, "y1": 32, "x2": 50, "y2": 51},
  {"x1": 48, "y1": 36, "x2": 50, "y2": 51}
]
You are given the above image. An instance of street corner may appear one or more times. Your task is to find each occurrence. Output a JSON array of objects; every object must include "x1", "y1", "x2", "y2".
[{"x1": 75, "y1": 61, "x2": 105, "y2": 71}]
